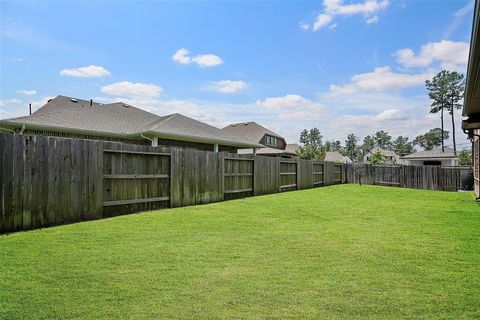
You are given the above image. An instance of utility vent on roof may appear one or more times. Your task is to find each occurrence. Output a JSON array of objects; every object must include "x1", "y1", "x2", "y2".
[
  {"x1": 47, "y1": 99, "x2": 52, "y2": 102},
  {"x1": 244, "y1": 122, "x2": 248, "y2": 125},
  {"x1": 123, "y1": 104, "x2": 130, "y2": 108},
  {"x1": 70, "y1": 98, "x2": 78, "y2": 103}
]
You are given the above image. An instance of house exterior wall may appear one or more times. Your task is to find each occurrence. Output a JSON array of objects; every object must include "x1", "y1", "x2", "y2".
[
  {"x1": 157, "y1": 138, "x2": 237, "y2": 153},
  {"x1": 404, "y1": 158, "x2": 458, "y2": 166},
  {"x1": 20, "y1": 128, "x2": 149, "y2": 145},
  {"x1": 261, "y1": 134, "x2": 286, "y2": 150},
  {"x1": 364, "y1": 151, "x2": 398, "y2": 164},
  {"x1": 474, "y1": 130, "x2": 480, "y2": 196}
]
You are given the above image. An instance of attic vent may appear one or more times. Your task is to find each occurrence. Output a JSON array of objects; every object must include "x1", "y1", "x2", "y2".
[
  {"x1": 123, "y1": 104, "x2": 130, "y2": 108},
  {"x1": 232, "y1": 124, "x2": 236, "y2": 127},
  {"x1": 244, "y1": 122, "x2": 248, "y2": 126},
  {"x1": 47, "y1": 99, "x2": 52, "y2": 102},
  {"x1": 70, "y1": 98, "x2": 78, "y2": 103}
]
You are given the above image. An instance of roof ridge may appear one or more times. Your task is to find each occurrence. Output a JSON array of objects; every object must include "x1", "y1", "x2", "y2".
[{"x1": 7, "y1": 104, "x2": 101, "y2": 120}]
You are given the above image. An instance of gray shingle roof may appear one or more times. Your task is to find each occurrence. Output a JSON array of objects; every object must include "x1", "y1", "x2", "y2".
[
  {"x1": 238, "y1": 143, "x2": 300, "y2": 156},
  {"x1": 2, "y1": 101, "x2": 161, "y2": 136},
  {"x1": 34, "y1": 95, "x2": 102, "y2": 114},
  {"x1": 325, "y1": 151, "x2": 352, "y2": 163},
  {"x1": 0, "y1": 95, "x2": 261, "y2": 148},
  {"x1": 221, "y1": 121, "x2": 285, "y2": 145},
  {"x1": 401, "y1": 147, "x2": 458, "y2": 159},
  {"x1": 368, "y1": 147, "x2": 397, "y2": 157},
  {"x1": 145, "y1": 113, "x2": 260, "y2": 146}
]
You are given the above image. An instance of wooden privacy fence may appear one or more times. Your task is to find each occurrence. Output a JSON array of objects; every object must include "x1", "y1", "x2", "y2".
[
  {"x1": 344, "y1": 164, "x2": 473, "y2": 191},
  {"x1": 0, "y1": 134, "x2": 345, "y2": 234}
]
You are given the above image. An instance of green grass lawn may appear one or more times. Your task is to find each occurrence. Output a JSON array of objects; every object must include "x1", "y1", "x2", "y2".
[{"x1": 1, "y1": 185, "x2": 479, "y2": 319}]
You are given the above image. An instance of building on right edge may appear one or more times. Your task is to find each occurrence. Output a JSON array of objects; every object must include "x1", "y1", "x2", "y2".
[{"x1": 462, "y1": 0, "x2": 480, "y2": 197}]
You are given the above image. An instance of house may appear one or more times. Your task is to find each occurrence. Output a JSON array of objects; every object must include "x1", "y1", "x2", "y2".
[
  {"x1": 221, "y1": 121, "x2": 287, "y2": 154},
  {"x1": 324, "y1": 151, "x2": 352, "y2": 163},
  {"x1": 238, "y1": 143, "x2": 300, "y2": 158},
  {"x1": 363, "y1": 147, "x2": 399, "y2": 164},
  {"x1": 0, "y1": 95, "x2": 262, "y2": 152},
  {"x1": 462, "y1": 0, "x2": 480, "y2": 197},
  {"x1": 400, "y1": 147, "x2": 459, "y2": 166}
]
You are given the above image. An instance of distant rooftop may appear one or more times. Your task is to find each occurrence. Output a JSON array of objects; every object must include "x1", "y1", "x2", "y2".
[
  {"x1": 401, "y1": 147, "x2": 458, "y2": 159},
  {"x1": 368, "y1": 147, "x2": 397, "y2": 157},
  {"x1": 325, "y1": 151, "x2": 352, "y2": 163},
  {"x1": 221, "y1": 121, "x2": 285, "y2": 148}
]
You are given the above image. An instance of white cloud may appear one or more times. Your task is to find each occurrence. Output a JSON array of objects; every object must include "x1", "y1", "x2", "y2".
[
  {"x1": 324, "y1": 0, "x2": 389, "y2": 16},
  {"x1": 172, "y1": 48, "x2": 223, "y2": 67},
  {"x1": 59, "y1": 65, "x2": 111, "y2": 78},
  {"x1": 375, "y1": 108, "x2": 409, "y2": 121},
  {"x1": 313, "y1": 14, "x2": 333, "y2": 31},
  {"x1": 206, "y1": 80, "x2": 248, "y2": 93},
  {"x1": 191, "y1": 54, "x2": 223, "y2": 67},
  {"x1": 366, "y1": 15, "x2": 379, "y2": 24},
  {"x1": 328, "y1": 66, "x2": 434, "y2": 96},
  {"x1": 0, "y1": 98, "x2": 22, "y2": 107},
  {"x1": 0, "y1": 96, "x2": 55, "y2": 118},
  {"x1": 394, "y1": 40, "x2": 469, "y2": 70},
  {"x1": 17, "y1": 89, "x2": 37, "y2": 96},
  {"x1": 308, "y1": 0, "x2": 389, "y2": 31},
  {"x1": 101, "y1": 81, "x2": 162, "y2": 98},
  {"x1": 172, "y1": 48, "x2": 192, "y2": 64},
  {"x1": 256, "y1": 94, "x2": 326, "y2": 121},
  {"x1": 257, "y1": 94, "x2": 313, "y2": 109},
  {"x1": 328, "y1": 23, "x2": 338, "y2": 29},
  {"x1": 299, "y1": 22, "x2": 310, "y2": 30}
]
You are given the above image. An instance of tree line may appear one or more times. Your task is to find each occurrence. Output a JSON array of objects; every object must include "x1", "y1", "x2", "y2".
[{"x1": 294, "y1": 70, "x2": 471, "y2": 165}]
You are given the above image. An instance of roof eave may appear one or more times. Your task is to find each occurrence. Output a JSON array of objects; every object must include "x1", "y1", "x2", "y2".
[
  {"x1": 463, "y1": 0, "x2": 480, "y2": 117},
  {"x1": 0, "y1": 121, "x2": 142, "y2": 140},
  {"x1": 400, "y1": 156, "x2": 458, "y2": 160},
  {"x1": 143, "y1": 130, "x2": 263, "y2": 149}
]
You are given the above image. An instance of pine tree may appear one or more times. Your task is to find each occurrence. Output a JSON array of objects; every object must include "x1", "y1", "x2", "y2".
[{"x1": 425, "y1": 71, "x2": 450, "y2": 152}]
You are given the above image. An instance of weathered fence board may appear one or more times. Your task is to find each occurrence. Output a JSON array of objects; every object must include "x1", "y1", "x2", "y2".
[
  {"x1": 0, "y1": 134, "x2": 103, "y2": 233},
  {"x1": 253, "y1": 156, "x2": 280, "y2": 196},
  {"x1": 280, "y1": 160, "x2": 297, "y2": 192},
  {"x1": 224, "y1": 155, "x2": 254, "y2": 200},
  {"x1": 345, "y1": 163, "x2": 472, "y2": 191},
  {"x1": 170, "y1": 148, "x2": 224, "y2": 207},
  {"x1": 102, "y1": 144, "x2": 170, "y2": 216},
  {"x1": 297, "y1": 159, "x2": 313, "y2": 190},
  {"x1": 313, "y1": 162, "x2": 324, "y2": 186}
]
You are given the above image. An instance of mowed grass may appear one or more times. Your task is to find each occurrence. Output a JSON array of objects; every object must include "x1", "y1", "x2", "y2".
[{"x1": 1, "y1": 185, "x2": 479, "y2": 319}]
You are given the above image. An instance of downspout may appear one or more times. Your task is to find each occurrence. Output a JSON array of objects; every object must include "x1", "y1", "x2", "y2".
[
  {"x1": 0, "y1": 126, "x2": 15, "y2": 134},
  {"x1": 141, "y1": 133, "x2": 154, "y2": 146},
  {"x1": 463, "y1": 128, "x2": 480, "y2": 201}
]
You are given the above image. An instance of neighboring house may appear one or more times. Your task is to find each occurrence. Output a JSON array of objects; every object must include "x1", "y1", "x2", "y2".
[
  {"x1": 364, "y1": 147, "x2": 399, "y2": 164},
  {"x1": 222, "y1": 121, "x2": 287, "y2": 154},
  {"x1": 324, "y1": 151, "x2": 352, "y2": 163},
  {"x1": 0, "y1": 95, "x2": 261, "y2": 152},
  {"x1": 463, "y1": 0, "x2": 480, "y2": 197},
  {"x1": 400, "y1": 147, "x2": 459, "y2": 166},
  {"x1": 238, "y1": 143, "x2": 300, "y2": 158}
]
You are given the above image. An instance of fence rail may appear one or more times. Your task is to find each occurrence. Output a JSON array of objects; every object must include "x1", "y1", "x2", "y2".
[
  {"x1": 0, "y1": 134, "x2": 345, "y2": 234},
  {"x1": 344, "y1": 163, "x2": 473, "y2": 191}
]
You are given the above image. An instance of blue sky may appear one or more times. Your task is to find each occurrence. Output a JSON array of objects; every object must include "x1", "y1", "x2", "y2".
[{"x1": 0, "y1": 0, "x2": 475, "y2": 147}]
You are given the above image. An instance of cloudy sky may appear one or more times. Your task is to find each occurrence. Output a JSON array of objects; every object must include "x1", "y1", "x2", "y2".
[{"x1": 0, "y1": 0, "x2": 475, "y2": 147}]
